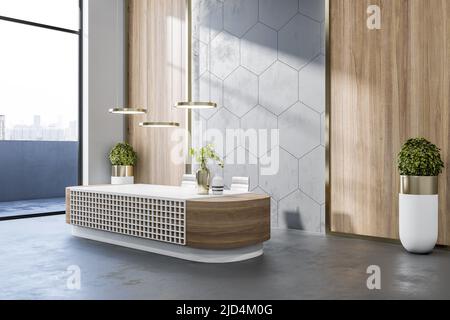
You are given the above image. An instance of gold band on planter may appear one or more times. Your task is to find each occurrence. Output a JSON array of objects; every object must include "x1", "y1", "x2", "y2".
[
  {"x1": 400, "y1": 176, "x2": 438, "y2": 195},
  {"x1": 112, "y1": 165, "x2": 134, "y2": 177}
]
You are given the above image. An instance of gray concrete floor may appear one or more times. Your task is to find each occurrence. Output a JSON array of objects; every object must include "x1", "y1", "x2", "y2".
[
  {"x1": 1, "y1": 215, "x2": 450, "y2": 300},
  {"x1": 0, "y1": 197, "x2": 65, "y2": 218}
]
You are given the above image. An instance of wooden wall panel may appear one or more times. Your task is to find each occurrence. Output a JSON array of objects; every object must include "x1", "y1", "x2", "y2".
[
  {"x1": 128, "y1": 0, "x2": 187, "y2": 186},
  {"x1": 330, "y1": 0, "x2": 450, "y2": 244}
]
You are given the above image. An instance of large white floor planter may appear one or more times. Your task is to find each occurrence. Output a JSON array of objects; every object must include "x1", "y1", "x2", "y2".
[
  {"x1": 399, "y1": 176, "x2": 438, "y2": 254},
  {"x1": 111, "y1": 165, "x2": 134, "y2": 185}
]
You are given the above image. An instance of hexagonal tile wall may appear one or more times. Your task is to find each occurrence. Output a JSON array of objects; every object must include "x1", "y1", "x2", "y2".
[
  {"x1": 224, "y1": 67, "x2": 258, "y2": 117},
  {"x1": 259, "y1": 61, "x2": 299, "y2": 116},
  {"x1": 241, "y1": 23, "x2": 278, "y2": 75},
  {"x1": 193, "y1": 0, "x2": 224, "y2": 44},
  {"x1": 192, "y1": 39, "x2": 209, "y2": 79},
  {"x1": 240, "y1": 105, "x2": 278, "y2": 156},
  {"x1": 210, "y1": 31, "x2": 240, "y2": 80},
  {"x1": 191, "y1": 111, "x2": 207, "y2": 148},
  {"x1": 278, "y1": 14, "x2": 321, "y2": 70},
  {"x1": 279, "y1": 102, "x2": 321, "y2": 158},
  {"x1": 299, "y1": 55, "x2": 325, "y2": 113},
  {"x1": 259, "y1": 0, "x2": 298, "y2": 30},
  {"x1": 259, "y1": 147, "x2": 298, "y2": 201},
  {"x1": 299, "y1": 0, "x2": 326, "y2": 22},
  {"x1": 206, "y1": 107, "x2": 240, "y2": 158},
  {"x1": 224, "y1": 0, "x2": 259, "y2": 37},
  {"x1": 223, "y1": 146, "x2": 259, "y2": 191},
  {"x1": 192, "y1": 0, "x2": 326, "y2": 233},
  {"x1": 299, "y1": 146, "x2": 325, "y2": 204},
  {"x1": 278, "y1": 189, "x2": 321, "y2": 232},
  {"x1": 193, "y1": 72, "x2": 223, "y2": 120}
]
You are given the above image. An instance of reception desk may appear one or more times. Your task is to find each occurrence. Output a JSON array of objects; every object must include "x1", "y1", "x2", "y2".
[{"x1": 66, "y1": 184, "x2": 270, "y2": 263}]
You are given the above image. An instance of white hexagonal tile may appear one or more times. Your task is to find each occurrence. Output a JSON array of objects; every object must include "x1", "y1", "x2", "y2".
[
  {"x1": 279, "y1": 14, "x2": 321, "y2": 70},
  {"x1": 224, "y1": 67, "x2": 258, "y2": 117},
  {"x1": 253, "y1": 187, "x2": 279, "y2": 228},
  {"x1": 206, "y1": 107, "x2": 240, "y2": 158},
  {"x1": 259, "y1": 61, "x2": 299, "y2": 115},
  {"x1": 193, "y1": 40, "x2": 209, "y2": 79},
  {"x1": 299, "y1": 146, "x2": 325, "y2": 204},
  {"x1": 278, "y1": 190, "x2": 321, "y2": 232},
  {"x1": 240, "y1": 105, "x2": 278, "y2": 156},
  {"x1": 241, "y1": 23, "x2": 278, "y2": 74},
  {"x1": 223, "y1": 146, "x2": 259, "y2": 190},
  {"x1": 193, "y1": 0, "x2": 224, "y2": 43},
  {"x1": 193, "y1": 72, "x2": 223, "y2": 120},
  {"x1": 298, "y1": 55, "x2": 325, "y2": 113},
  {"x1": 299, "y1": 0, "x2": 325, "y2": 22},
  {"x1": 259, "y1": 147, "x2": 298, "y2": 200},
  {"x1": 279, "y1": 102, "x2": 321, "y2": 158},
  {"x1": 259, "y1": 0, "x2": 298, "y2": 30},
  {"x1": 210, "y1": 31, "x2": 240, "y2": 80},
  {"x1": 224, "y1": 0, "x2": 259, "y2": 37}
]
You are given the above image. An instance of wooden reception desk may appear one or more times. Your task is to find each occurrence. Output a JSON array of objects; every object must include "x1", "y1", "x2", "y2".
[{"x1": 66, "y1": 184, "x2": 270, "y2": 263}]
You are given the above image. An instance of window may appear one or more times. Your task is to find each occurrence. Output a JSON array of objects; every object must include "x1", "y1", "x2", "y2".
[
  {"x1": 0, "y1": 1, "x2": 81, "y2": 218},
  {"x1": 0, "y1": 0, "x2": 80, "y2": 141}
]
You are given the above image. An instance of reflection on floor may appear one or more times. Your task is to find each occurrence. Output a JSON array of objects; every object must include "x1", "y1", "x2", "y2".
[
  {"x1": 0, "y1": 197, "x2": 65, "y2": 219},
  {"x1": 1, "y1": 215, "x2": 450, "y2": 300}
]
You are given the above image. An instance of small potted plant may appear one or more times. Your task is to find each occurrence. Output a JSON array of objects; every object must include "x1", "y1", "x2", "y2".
[
  {"x1": 189, "y1": 144, "x2": 224, "y2": 195},
  {"x1": 109, "y1": 142, "x2": 137, "y2": 185},
  {"x1": 397, "y1": 138, "x2": 445, "y2": 254}
]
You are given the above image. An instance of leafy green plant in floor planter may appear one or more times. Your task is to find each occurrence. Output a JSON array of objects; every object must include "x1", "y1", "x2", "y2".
[
  {"x1": 189, "y1": 144, "x2": 224, "y2": 195},
  {"x1": 397, "y1": 138, "x2": 445, "y2": 254},
  {"x1": 398, "y1": 138, "x2": 444, "y2": 176},
  {"x1": 109, "y1": 143, "x2": 137, "y2": 185}
]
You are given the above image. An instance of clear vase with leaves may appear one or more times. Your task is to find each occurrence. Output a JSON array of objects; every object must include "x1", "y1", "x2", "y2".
[{"x1": 189, "y1": 144, "x2": 224, "y2": 195}]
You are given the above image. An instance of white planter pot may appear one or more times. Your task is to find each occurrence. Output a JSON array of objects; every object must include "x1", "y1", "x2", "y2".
[
  {"x1": 399, "y1": 176, "x2": 438, "y2": 254},
  {"x1": 111, "y1": 165, "x2": 134, "y2": 185},
  {"x1": 111, "y1": 176, "x2": 134, "y2": 185}
]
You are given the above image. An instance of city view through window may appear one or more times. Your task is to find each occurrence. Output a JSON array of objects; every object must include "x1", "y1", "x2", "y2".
[
  {"x1": 0, "y1": 0, "x2": 80, "y2": 217},
  {"x1": 0, "y1": 0, "x2": 79, "y2": 142}
]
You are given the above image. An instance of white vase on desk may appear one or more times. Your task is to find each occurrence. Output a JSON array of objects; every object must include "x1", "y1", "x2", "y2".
[{"x1": 211, "y1": 175, "x2": 224, "y2": 195}]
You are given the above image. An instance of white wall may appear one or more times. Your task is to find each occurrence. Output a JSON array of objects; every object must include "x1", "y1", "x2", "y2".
[{"x1": 83, "y1": 0, "x2": 126, "y2": 185}]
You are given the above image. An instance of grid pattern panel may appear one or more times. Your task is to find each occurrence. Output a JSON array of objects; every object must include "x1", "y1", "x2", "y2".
[{"x1": 70, "y1": 191, "x2": 186, "y2": 245}]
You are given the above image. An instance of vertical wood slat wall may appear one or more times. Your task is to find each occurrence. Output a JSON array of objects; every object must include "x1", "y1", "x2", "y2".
[
  {"x1": 128, "y1": 0, "x2": 187, "y2": 186},
  {"x1": 330, "y1": 0, "x2": 450, "y2": 244}
]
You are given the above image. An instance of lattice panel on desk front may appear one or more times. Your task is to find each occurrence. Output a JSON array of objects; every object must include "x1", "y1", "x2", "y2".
[{"x1": 70, "y1": 191, "x2": 186, "y2": 245}]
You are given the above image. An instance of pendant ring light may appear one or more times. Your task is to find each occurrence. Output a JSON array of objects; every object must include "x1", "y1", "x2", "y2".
[
  {"x1": 109, "y1": 0, "x2": 179, "y2": 128},
  {"x1": 108, "y1": 0, "x2": 147, "y2": 115},
  {"x1": 174, "y1": 0, "x2": 217, "y2": 110}
]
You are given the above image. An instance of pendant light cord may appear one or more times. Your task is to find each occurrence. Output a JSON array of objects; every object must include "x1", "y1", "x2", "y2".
[
  {"x1": 115, "y1": 0, "x2": 119, "y2": 109},
  {"x1": 208, "y1": 2, "x2": 212, "y2": 103}
]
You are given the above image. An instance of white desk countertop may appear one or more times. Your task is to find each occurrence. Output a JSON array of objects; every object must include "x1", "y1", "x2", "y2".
[{"x1": 69, "y1": 184, "x2": 247, "y2": 201}]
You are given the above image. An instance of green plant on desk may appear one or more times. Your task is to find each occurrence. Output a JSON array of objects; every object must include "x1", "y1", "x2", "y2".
[
  {"x1": 189, "y1": 144, "x2": 223, "y2": 194},
  {"x1": 189, "y1": 144, "x2": 224, "y2": 169}
]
